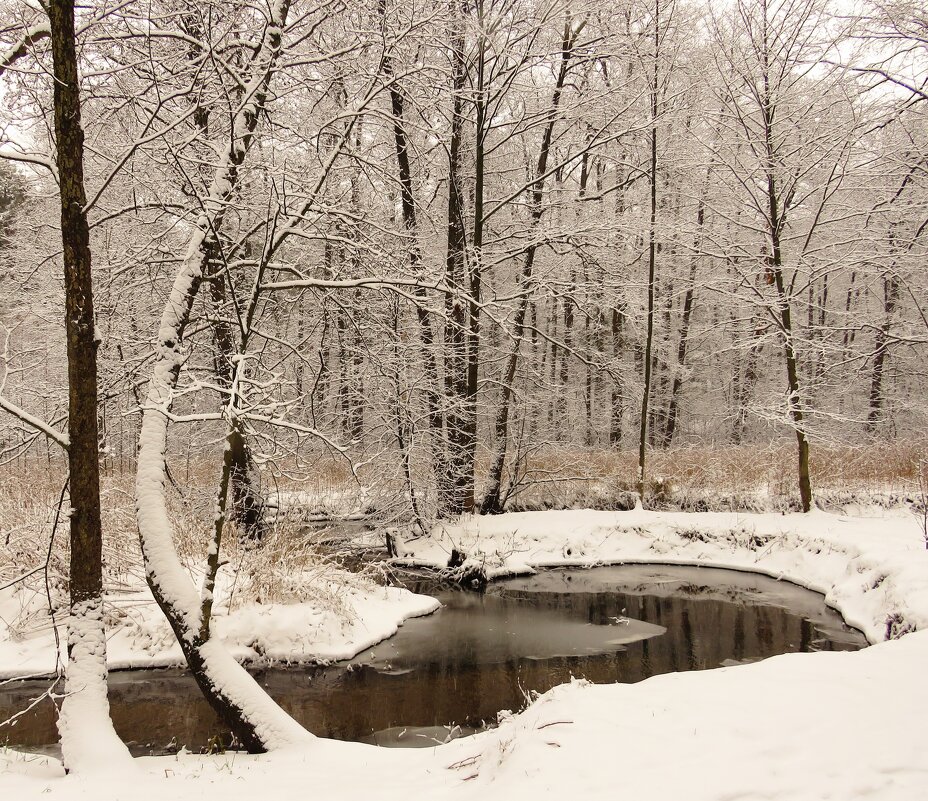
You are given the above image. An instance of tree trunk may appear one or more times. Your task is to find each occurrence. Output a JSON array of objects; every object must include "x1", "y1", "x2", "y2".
[
  {"x1": 183, "y1": 9, "x2": 266, "y2": 543},
  {"x1": 48, "y1": 0, "x2": 131, "y2": 771},
  {"x1": 866, "y1": 268, "x2": 900, "y2": 434},
  {"x1": 765, "y1": 182, "x2": 812, "y2": 511},
  {"x1": 760, "y1": 8, "x2": 813, "y2": 512},
  {"x1": 637, "y1": 0, "x2": 660, "y2": 504},
  {"x1": 610, "y1": 303, "x2": 625, "y2": 446},
  {"x1": 661, "y1": 167, "x2": 711, "y2": 448},
  {"x1": 440, "y1": 4, "x2": 472, "y2": 516},
  {"x1": 135, "y1": 1, "x2": 311, "y2": 752},
  {"x1": 466, "y1": 1, "x2": 486, "y2": 511},
  {"x1": 380, "y1": 0, "x2": 447, "y2": 516},
  {"x1": 481, "y1": 18, "x2": 578, "y2": 513},
  {"x1": 558, "y1": 271, "x2": 575, "y2": 438},
  {"x1": 209, "y1": 268, "x2": 265, "y2": 541},
  {"x1": 731, "y1": 320, "x2": 763, "y2": 445}
]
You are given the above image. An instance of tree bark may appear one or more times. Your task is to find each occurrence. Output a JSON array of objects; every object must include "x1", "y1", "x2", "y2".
[
  {"x1": 135, "y1": 0, "x2": 311, "y2": 752},
  {"x1": 380, "y1": 0, "x2": 447, "y2": 515},
  {"x1": 610, "y1": 303, "x2": 625, "y2": 446},
  {"x1": 637, "y1": 0, "x2": 660, "y2": 504},
  {"x1": 182, "y1": 8, "x2": 266, "y2": 543},
  {"x1": 660, "y1": 165, "x2": 711, "y2": 448},
  {"x1": 466, "y1": 0, "x2": 487, "y2": 511},
  {"x1": 866, "y1": 266, "x2": 900, "y2": 434},
  {"x1": 48, "y1": 0, "x2": 131, "y2": 771},
  {"x1": 760, "y1": 5, "x2": 813, "y2": 512},
  {"x1": 440, "y1": 4, "x2": 472, "y2": 516},
  {"x1": 731, "y1": 319, "x2": 763, "y2": 445},
  {"x1": 481, "y1": 18, "x2": 579, "y2": 513},
  {"x1": 209, "y1": 268, "x2": 265, "y2": 541}
]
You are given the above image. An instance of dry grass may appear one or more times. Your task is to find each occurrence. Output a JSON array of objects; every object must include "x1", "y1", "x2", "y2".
[
  {"x1": 221, "y1": 522, "x2": 374, "y2": 617},
  {"x1": 497, "y1": 440, "x2": 928, "y2": 511},
  {"x1": 0, "y1": 456, "x2": 375, "y2": 637},
  {"x1": 1, "y1": 437, "x2": 924, "y2": 627}
]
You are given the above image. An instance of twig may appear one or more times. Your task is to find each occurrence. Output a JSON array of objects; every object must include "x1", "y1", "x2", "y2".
[
  {"x1": 46, "y1": 478, "x2": 69, "y2": 678},
  {"x1": 536, "y1": 719, "x2": 573, "y2": 730},
  {"x1": 0, "y1": 678, "x2": 61, "y2": 730}
]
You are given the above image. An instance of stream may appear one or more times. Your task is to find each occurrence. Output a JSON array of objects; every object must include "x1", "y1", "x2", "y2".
[{"x1": 0, "y1": 564, "x2": 867, "y2": 754}]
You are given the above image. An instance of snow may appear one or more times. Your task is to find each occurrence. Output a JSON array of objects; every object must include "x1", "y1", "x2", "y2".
[
  {"x1": 2, "y1": 506, "x2": 927, "y2": 799},
  {"x1": 0, "y1": 396, "x2": 69, "y2": 450},
  {"x1": 266, "y1": 487, "x2": 371, "y2": 522},
  {"x1": 0, "y1": 576, "x2": 439, "y2": 678},
  {"x1": 55, "y1": 600, "x2": 134, "y2": 774},
  {"x1": 127, "y1": 0, "x2": 302, "y2": 749},
  {"x1": 0, "y1": 23, "x2": 50, "y2": 76},
  {"x1": 398, "y1": 507, "x2": 928, "y2": 644}
]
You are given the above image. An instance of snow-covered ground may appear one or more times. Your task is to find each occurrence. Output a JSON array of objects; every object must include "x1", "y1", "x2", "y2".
[
  {"x1": 0, "y1": 572, "x2": 439, "y2": 679},
  {"x1": 2, "y1": 507, "x2": 927, "y2": 800},
  {"x1": 397, "y1": 507, "x2": 928, "y2": 644}
]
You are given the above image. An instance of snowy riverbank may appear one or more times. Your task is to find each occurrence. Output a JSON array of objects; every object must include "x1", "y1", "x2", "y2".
[
  {"x1": 399, "y1": 506, "x2": 928, "y2": 644},
  {"x1": 2, "y1": 506, "x2": 927, "y2": 800},
  {"x1": 0, "y1": 572, "x2": 439, "y2": 680}
]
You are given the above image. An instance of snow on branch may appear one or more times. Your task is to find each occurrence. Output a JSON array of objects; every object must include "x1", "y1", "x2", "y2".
[{"x1": 0, "y1": 395, "x2": 69, "y2": 450}]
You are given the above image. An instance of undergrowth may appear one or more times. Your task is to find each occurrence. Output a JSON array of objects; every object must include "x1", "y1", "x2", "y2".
[
  {"x1": 0, "y1": 458, "x2": 378, "y2": 639},
  {"x1": 1, "y1": 439, "x2": 923, "y2": 637}
]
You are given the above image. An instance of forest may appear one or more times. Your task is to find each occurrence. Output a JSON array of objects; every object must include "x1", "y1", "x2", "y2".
[{"x1": 0, "y1": 0, "x2": 926, "y2": 799}]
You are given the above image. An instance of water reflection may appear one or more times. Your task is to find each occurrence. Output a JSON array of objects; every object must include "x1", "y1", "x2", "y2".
[{"x1": 0, "y1": 565, "x2": 866, "y2": 754}]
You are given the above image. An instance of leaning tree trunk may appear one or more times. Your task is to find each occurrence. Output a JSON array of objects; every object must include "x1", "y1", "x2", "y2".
[
  {"x1": 48, "y1": 0, "x2": 132, "y2": 771},
  {"x1": 135, "y1": 0, "x2": 311, "y2": 753},
  {"x1": 178, "y1": 10, "x2": 265, "y2": 543}
]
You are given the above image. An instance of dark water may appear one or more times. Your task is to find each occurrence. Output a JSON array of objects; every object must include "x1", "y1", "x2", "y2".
[{"x1": 0, "y1": 565, "x2": 866, "y2": 754}]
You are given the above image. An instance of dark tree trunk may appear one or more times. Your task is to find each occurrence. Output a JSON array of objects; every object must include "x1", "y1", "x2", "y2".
[
  {"x1": 558, "y1": 272, "x2": 574, "y2": 438},
  {"x1": 481, "y1": 18, "x2": 578, "y2": 514},
  {"x1": 661, "y1": 264, "x2": 696, "y2": 448},
  {"x1": 638, "y1": 0, "x2": 660, "y2": 503},
  {"x1": 50, "y1": 0, "x2": 103, "y2": 653},
  {"x1": 336, "y1": 309, "x2": 364, "y2": 442},
  {"x1": 183, "y1": 8, "x2": 266, "y2": 543},
  {"x1": 866, "y1": 269, "x2": 900, "y2": 434},
  {"x1": 661, "y1": 170, "x2": 710, "y2": 448},
  {"x1": 466, "y1": 3, "x2": 486, "y2": 508},
  {"x1": 610, "y1": 303, "x2": 625, "y2": 447},
  {"x1": 547, "y1": 299, "x2": 559, "y2": 431},
  {"x1": 440, "y1": 5, "x2": 472, "y2": 516},
  {"x1": 209, "y1": 267, "x2": 265, "y2": 541},
  {"x1": 842, "y1": 269, "x2": 858, "y2": 356},
  {"x1": 380, "y1": 0, "x2": 447, "y2": 512},
  {"x1": 48, "y1": 0, "x2": 129, "y2": 767},
  {"x1": 580, "y1": 150, "x2": 595, "y2": 446},
  {"x1": 731, "y1": 320, "x2": 763, "y2": 445},
  {"x1": 760, "y1": 15, "x2": 813, "y2": 512}
]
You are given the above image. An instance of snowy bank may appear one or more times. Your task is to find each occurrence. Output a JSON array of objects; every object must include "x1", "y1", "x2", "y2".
[
  {"x1": 0, "y1": 574, "x2": 439, "y2": 679},
  {"x1": 2, "y1": 630, "x2": 926, "y2": 800},
  {"x1": 2, "y1": 507, "x2": 927, "y2": 800},
  {"x1": 398, "y1": 507, "x2": 928, "y2": 644}
]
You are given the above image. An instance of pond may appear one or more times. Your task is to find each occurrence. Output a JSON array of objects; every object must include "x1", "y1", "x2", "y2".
[{"x1": 0, "y1": 565, "x2": 867, "y2": 754}]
